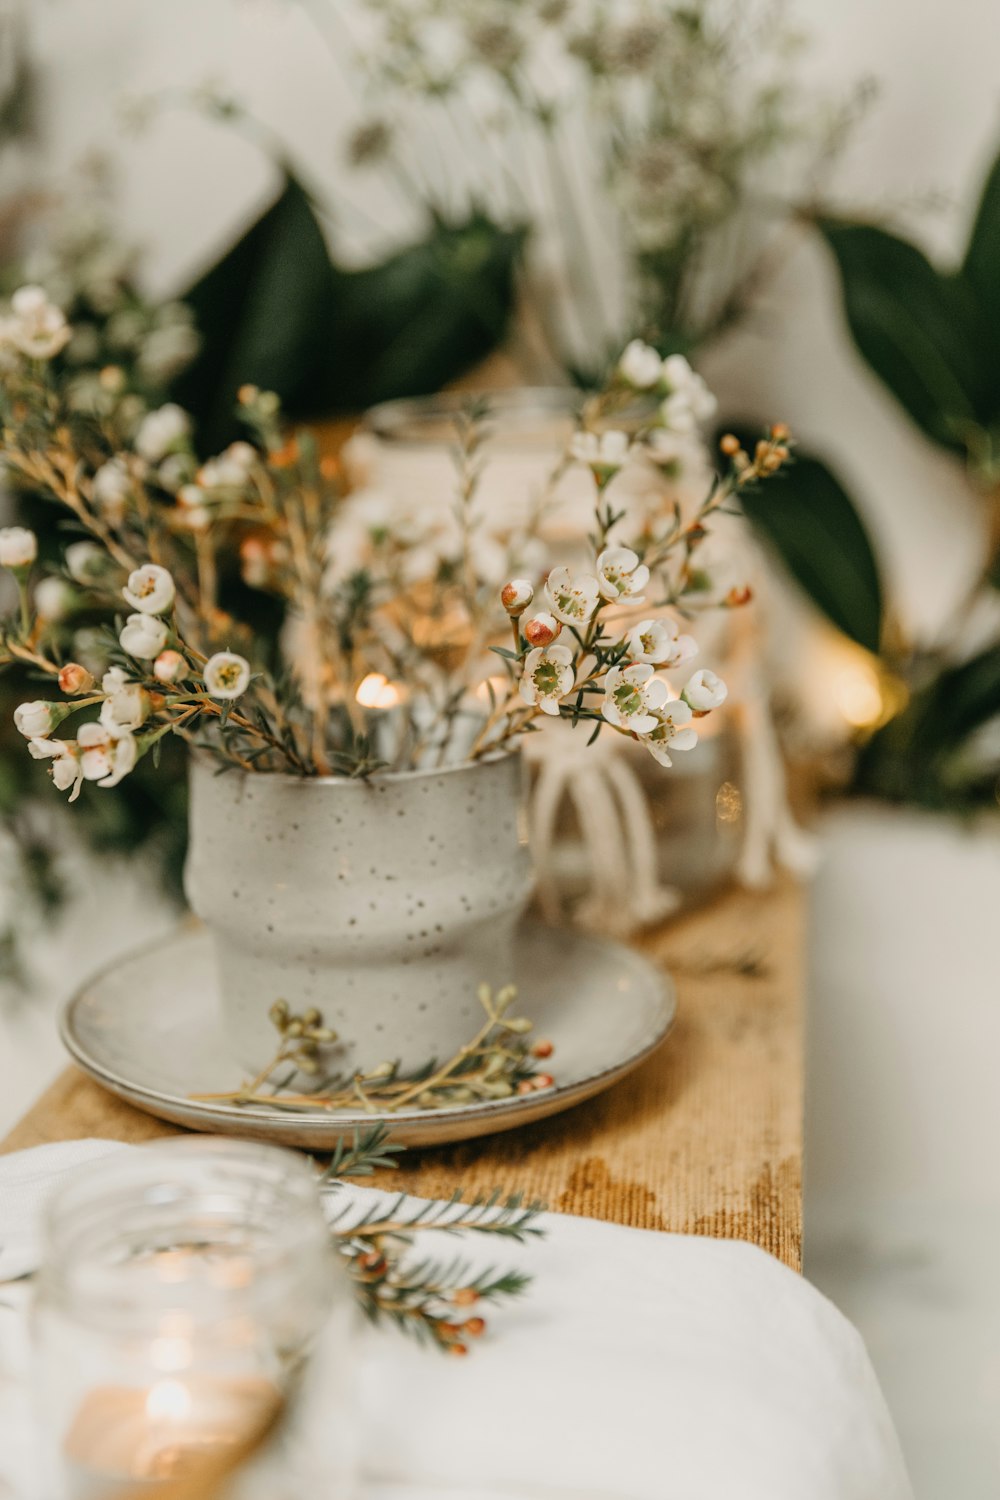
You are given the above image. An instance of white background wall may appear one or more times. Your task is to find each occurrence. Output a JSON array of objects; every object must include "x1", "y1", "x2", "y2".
[{"x1": 16, "y1": 0, "x2": 1000, "y2": 639}]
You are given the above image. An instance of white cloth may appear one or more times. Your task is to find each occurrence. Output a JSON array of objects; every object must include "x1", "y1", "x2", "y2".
[{"x1": 0, "y1": 1140, "x2": 913, "y2": 1500}]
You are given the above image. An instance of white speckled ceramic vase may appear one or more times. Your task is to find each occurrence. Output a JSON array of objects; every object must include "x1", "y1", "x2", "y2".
[{"x1": 184, "y1": 752, "x2": 533, "y2": 1072}]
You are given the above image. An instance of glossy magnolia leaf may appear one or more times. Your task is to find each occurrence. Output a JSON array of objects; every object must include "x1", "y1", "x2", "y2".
[
  {"x1": 172, "y1": 176, "x2": 339, "y2": 453},
  {"x1": 173, "y1": 179, "x2": 525, "y2": 451},
  {"x1": 961, "y1": 143, "x2": 1000, "y2": 375},
  {"x1": 738, "y1": 445, "x2": 883, "y2": 653},
  {"x1": 318, "y1": 214, "x2": 525, "y2": 412},
  {"x1": 817, "y1": 218, "x2": 989, "y2": 454}
]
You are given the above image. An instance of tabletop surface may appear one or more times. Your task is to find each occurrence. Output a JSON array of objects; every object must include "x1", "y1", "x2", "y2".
[{"x1": 1, "y1": 880, "x2": 804, "y2": 1270}]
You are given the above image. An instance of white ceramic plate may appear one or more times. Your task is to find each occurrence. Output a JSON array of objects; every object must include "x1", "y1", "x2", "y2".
[{"x1": 60, "y1": 923, "x2": 675, "y2": 1148}]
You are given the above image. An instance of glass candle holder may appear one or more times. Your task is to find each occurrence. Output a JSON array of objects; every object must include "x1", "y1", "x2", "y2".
[{"x1": 32, "y1": 1138, "x2": 352, "y2": 1498}]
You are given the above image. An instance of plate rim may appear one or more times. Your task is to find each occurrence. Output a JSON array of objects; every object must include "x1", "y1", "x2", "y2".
[{"x1": 60, "y1": 922, "x2": 675, "y2": 1140}]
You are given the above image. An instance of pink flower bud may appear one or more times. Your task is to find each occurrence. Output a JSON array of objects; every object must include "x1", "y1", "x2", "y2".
[
  {"x1": 523, "y1": 612, "x2": 561, "y2": 648},
  {"x1": 153, "y1": 649, "x2": 188, "y2": 684},
  {"x1": 58, "y1": 662, "x2": 95, "y2": 695}
]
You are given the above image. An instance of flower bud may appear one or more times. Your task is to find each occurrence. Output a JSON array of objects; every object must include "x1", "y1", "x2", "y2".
[
  {"x1": 0, "y1": 526, "x2": 37, "y2": 569},
  {"x1": 153, "y1": 650, "x2": 188, "y2": 684},
  {"x1": 501, "y1": 578, "x2": 534, "y2": 617},
  {"x1": 58, "y1": 662, "x2": 95, "y2": 695},
  {"x1": 682, "y1": 668, "x2": 728, "y2": 714},
  {"x1": 523, "y1": 612, "x2": 561, "y2": 648},
  {"x1": 724, "y1": 585, "x2": 753, "y2": 608}
]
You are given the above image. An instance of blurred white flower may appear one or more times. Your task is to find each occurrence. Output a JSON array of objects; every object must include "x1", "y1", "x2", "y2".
[
  {"x1": 618, "y1": 339, "x2": 662, "y2": 389},
  {"x1": 92, "y1": 458, "x2": 131, "y2": 523},
  {"x1": 203, "y1": 651, "x2": 251, "y2": 700},
  {"x1": 2, "y1": 286, "x2": 71, "y2": 360},
  {"x1": 659, "y1": 355, "x2": 717, "y2": 432},
  {"x1": 569, "y1": 429, "x2": 631, "y2": 476},
  {"x1": 34, "y1": 577, "x2": 77, "y2": 623},
  {"x1": 65, "y1": 540, "x2": 107, "y2": 584},
  {"x1": 0, "y1": 527, "x2": 37, "y2": 568},
  {"x1": 624, "y1": 617, "x2": 697, "y2": 668},
  {"x1": 545, "y1": 566, "x2": 600, "y2": 626},
  {"x1": 683, "y1": 667, "x2": 728, "y2": 712},
  {"x1": 153, "y1": 649, "x2": 188, "y2": 685},
  {"x1": 78, "y1": 721, "x2": 137, "y2": 788},
  {"x1": 135, "y1": 403, "x2": 191, "y2": 462},
  {"x1": 119, "y1": 613, "x2": 168, "y2": 659},
  {"x1": 519, "y1": 644, "x2": 575, "y2": 716},
  {"x1": 643, "y1": 700, "x2": 699, "y2": 767},
  {"x1": 123, "y1": 563, "x2": 175, "y2": 615},
  {"x1": 602, "y1": 663, "x2": 670, "y2": 735},
  {"x1": 596, "y1": 546, "x2": 649, "y2": 604},
  {"x1": 646, "y1": 427, "x2": 710, "y2": 479}
]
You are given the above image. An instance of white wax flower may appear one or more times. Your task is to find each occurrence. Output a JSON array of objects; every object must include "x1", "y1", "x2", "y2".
[
  {"x1": 545, "y1": 566, "x2": 600, "y2": 626},
  {"x1": 203, "y1": 651, "x2": 251, "y2": 700},
  {"x1": 683, "y1": 667, "x2": 728, "y2": 712},
  {"x1": 14, "y1": 701, "x2": 58, "y2": 738},
  {"x1": 3, "y1": 285, "x2": 71, "y2": 360},
  {"x1": 78, "y1": 721, "x2": 137, "y2": 788},
  {"x1": 643, "y1": 701, "x2": 699, "y2": 768},
  {"x1": 92, "y1": 459, "x2": 131, "y2": 522},
  {"x1": 119, "y1": 613, "x2": 168, "y2": 660},
  {"x1": 0, "y1": 527, "x2": 37, "y2": 568},
  {"x1": 624, "y1": 618, "x2": 697, "y2": 669},
  {"x1": 601, "y1": 664, "x2": 670, "y2": 736},
  {"x1": 34, "y1": 577, "x2": 76, "y2": 623},
  {"x1": 123, "y1": 563, "x2": 176, "y2": 615},
  {"x1": 659, "y1": 354, "x2": 717, "y2": 431},
  {"x1": 519, "y1": 644, "x2": 575, "y2": 716},
  {"x1": 100, "y1": 668, "x2": 149, "y2": 731},
  {"x1": 135, "y1": 403, "x2": 191, "y2": 462},
  {"x1": 596, "y1": 547, "x2": 650, "y2": 604},
  {"x1": 65, "y1": 541, "x2": 106, "y2": 584},
  {"x1": 569, "y1": 429, "x2": 631, "y2": 472},
  {"x1": 29, "y1": 737, "x2": 84, "y2": 800},
  {"x1": 198, "y1": 442, "x2": 257, "y2": 488},
  {"x1": 618, "y1": 339, "x2": 663, "y2": 390}
]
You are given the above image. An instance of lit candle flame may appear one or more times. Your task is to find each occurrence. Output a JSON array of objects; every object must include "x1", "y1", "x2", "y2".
[
  {"x1": 355, "y1": 673, "x2": 402, "y2": 709},
  {"x1": 145, "y1": 1380, "x2": 192, "y2": 1424}
]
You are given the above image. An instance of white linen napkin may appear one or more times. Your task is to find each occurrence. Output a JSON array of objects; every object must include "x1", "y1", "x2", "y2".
[{"x1": 0, "y1": 1140, "x2": 913, "y2": 1500}]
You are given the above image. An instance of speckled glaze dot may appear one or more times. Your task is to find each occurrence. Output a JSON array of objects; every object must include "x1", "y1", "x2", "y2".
[{"x1": 184, "y1": 752, "x2": 534, "y2": 1071}]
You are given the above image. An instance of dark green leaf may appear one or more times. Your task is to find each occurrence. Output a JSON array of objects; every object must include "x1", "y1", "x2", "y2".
[
  {"x1": 318, "y1": 212, "x2": 526, "y2": 413},
  {"x1": 737, "y1": 442, "x2": 883, "y2": 652},
  {"x1": 817, "y1": 218, "x2": 989, "y2": 452},
  {"x1": 172, "y1": 176, "x2": 339, "y2": 453},
  {"x1": 173, "y1": 179, "x2": 525, "y2": 451},
  {"x1": 961, "y1": 144, "x2": 1000, "y2": 358}
]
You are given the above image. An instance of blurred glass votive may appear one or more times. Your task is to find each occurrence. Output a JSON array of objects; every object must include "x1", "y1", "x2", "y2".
[{"x1": 31, "y1": 1138, "x2": 352, "y2": 1498}]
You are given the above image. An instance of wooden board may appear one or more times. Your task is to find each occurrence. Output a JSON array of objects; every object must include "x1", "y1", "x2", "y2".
[{"x1": 1, "y1": 881, "x2": 804, "y2": 1269}]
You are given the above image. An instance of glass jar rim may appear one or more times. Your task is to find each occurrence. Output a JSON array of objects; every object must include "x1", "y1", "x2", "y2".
[{"x1": 39, "y1": 1138, "x2": 333, "y2": 1330}]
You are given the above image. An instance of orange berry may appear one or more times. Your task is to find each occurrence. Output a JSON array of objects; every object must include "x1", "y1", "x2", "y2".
[
  {"x1": 448, "y1": 1342, "x2": 468, "y2": 1357},
  {"x1": 720, "y1": 433, "x2": 740, "y2": 455},
  {"x1": 531, "y1": 1039, "x2": 554, "y2": 1059},
  {"x1": 463, "y1": 1317, "x2": 486, "y2": 1337},
  {"x1": 517, "y1": 1079, "x2": 534, "y2": 1095},
  {"x1": 452, "y1": 1287, "x2": 478, "y2": 1307},
  {"x1": 533, "y1": 1073, "x2": 555, "y2": 1090}
]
